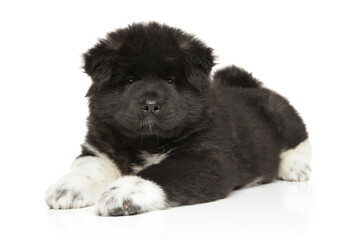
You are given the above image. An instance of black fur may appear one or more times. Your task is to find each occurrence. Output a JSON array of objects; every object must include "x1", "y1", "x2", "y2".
[
  {"x1": 213, "y1": 65, "x2": 262, "y2": 88},
  {"x1": 81, "y1": 22, "x2": 308, "y2": 208}
]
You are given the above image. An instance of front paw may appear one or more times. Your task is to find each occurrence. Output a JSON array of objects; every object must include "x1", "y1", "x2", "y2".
[
  {"x1": 45, "y1": 173, "x2": 96, "y2": 209},
  {"x1": 95, "y1": 176, "x2": 167, "y2": 216}
]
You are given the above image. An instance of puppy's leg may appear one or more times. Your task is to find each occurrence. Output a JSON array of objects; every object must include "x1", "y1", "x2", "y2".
[
  {"x1": 259, "y1": 91, "x2": 312, "y2": 181},
  {"x1": 278, "y1": 139, "x2": 312, "y2": 182},
  {"x1": 45, "y1": 143, "x2": 122, "y2": 209},
  {"x1": 95, "y1": 175, "x2": 167, "y2": 216},
  {"x1": 95, "y1": 152, "x2": 232, "y2": 216}
]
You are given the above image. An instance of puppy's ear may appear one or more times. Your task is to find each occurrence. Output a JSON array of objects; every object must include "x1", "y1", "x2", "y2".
[
  {"x1": 83, "y1": 42, "x2": 116, "y2": 87},
  {"x1": 181, "y1": 40, "x2": 215, "y2": 91}
]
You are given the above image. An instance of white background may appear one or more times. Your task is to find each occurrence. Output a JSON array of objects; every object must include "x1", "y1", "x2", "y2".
[{"x1": 0, "y1": 0, "x2": 348, "y2": 239}]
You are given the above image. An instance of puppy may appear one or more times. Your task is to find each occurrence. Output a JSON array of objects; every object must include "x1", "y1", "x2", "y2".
[{"x1": 45, "y1": 22, "x2": 311, "y2": 216}]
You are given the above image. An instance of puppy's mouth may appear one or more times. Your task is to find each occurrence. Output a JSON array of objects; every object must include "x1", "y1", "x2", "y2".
[
  {"x1": 135, "y1": 115, "x2": 175, "y2": 135},
  {"x1": 141, "y1": 122, "x2": 157, "y2": 133},
  {"x1": 136, "y1": 116, "x2": 160, "y2": 133}
]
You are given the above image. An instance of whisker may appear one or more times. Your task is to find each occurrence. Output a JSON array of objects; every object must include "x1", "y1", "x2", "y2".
[
  {"x1": 155, "y1": 128, "x2": 159, "y2": 145},
  {"x1": 140, "y1": 130, "x2": 144, "y2": 149}
]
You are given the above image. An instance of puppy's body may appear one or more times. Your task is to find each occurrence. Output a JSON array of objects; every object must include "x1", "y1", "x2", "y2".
[{"x1": 46, "y1": 23, "x2": 311, "y2": 215}]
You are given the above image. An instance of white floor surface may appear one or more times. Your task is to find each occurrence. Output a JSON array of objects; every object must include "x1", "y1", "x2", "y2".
[{"x1": 2, "y1": 149, "x2": 348, "y2": 240}]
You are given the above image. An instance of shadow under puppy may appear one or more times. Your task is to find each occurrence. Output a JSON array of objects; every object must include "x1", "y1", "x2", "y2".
[{"x1": 45, "y1": 22, "x2": 311, "y2": 216}]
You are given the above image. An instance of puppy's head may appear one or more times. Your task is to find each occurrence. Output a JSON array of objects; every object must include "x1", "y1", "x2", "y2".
[{"x1": 83, "y1": 22, "x2": 214, "y2": 138}]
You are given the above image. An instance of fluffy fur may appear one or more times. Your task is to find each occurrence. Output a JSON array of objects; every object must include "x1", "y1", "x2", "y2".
[
  {"x1": 45, "y1": 22, "x2": 311, "y2": 216},
  {"x1": 45, "y1": 144, "x2": 122, "y2": 209},
  {"x1": 278, "y1": 139, "x2": 312, "y2": 182},
  {"x1": 95, "y1": 176, "x2": 168, "y2": 216}
]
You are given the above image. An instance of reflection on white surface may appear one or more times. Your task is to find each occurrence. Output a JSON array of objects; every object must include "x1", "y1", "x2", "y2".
[{"x1": 45, "y1": 181, "x2": 315, "y2": 240}]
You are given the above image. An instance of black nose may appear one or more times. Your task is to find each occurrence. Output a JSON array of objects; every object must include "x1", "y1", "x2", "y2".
[{"x1": 141, "y1": 100, "x2": 161, "y2": 114}]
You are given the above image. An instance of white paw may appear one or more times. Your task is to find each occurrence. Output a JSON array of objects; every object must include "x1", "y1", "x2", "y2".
[
  {"x1": 95, "y1": 176, "x2": 167, "y2": 216},
  {"x1": 45, "y1": 173, "x2": 97, "y2": 209},
  {"x1": 278, "y1": 139, "x2": 312, "y2": 182},
  {"x1": 46, "y1": 154, "x2": 122, "y2": 210}
]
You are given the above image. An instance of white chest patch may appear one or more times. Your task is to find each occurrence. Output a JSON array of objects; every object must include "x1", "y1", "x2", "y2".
[{"x1": 131, "y1": 150, "x2": 171, "y2": 174}]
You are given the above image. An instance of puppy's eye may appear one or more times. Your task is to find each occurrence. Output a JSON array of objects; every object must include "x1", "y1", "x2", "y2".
[
  {"x1": 125, "y1": 78, "x2": 135, "y2": 84},
  {"x1": 166, "y1": 77, "x2": 176, "y2": 84}
]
